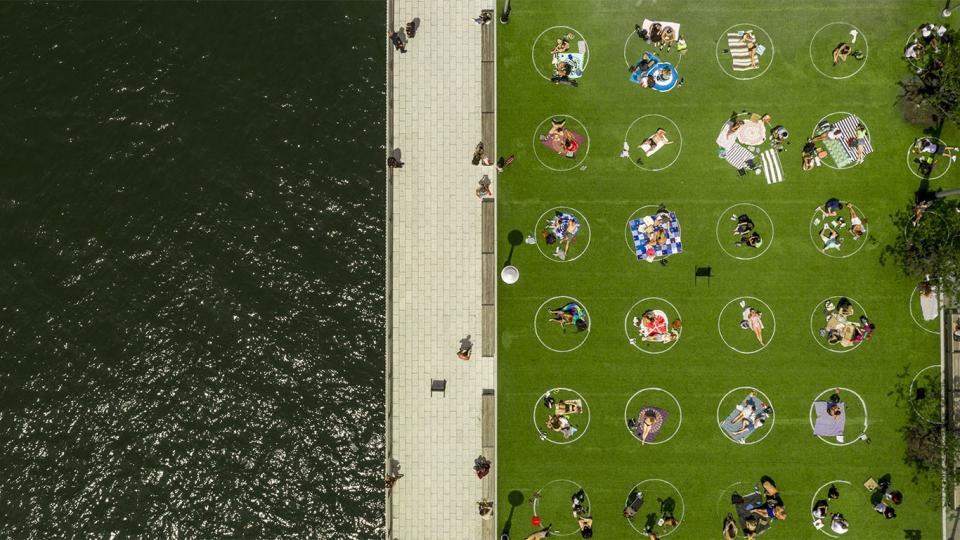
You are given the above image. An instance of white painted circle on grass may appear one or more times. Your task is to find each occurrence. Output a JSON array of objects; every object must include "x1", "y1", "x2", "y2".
[
  {"x1": 533, "y1": 479, "x2": 589, "y2": 536},
  {"x1": 715, "y1": 23, "x2": 775, "y2": 81},
  {"x1": 716, "y1": 386, "x2": 776, "y2": 445},
  {"x1": 623, "y1": 114, "x2": 683, "y2": 172},
  {"x1": 532, "y1": 115, "x2": 591, "y2": 172},
  {"x1": 717, "y1": 296, "x2": 776, "y2": 354},
  {"x1": 715, "y1": 203, "x2": 774, "y2": 260},
  {"x1": 809, "y1": 22, "x2": 868, "y2": 80},
  {"x1": 532, "y1": 387, "x2": 591, "y2": 445},
  {"x1": 624, "y1": 297, "x2": 682, "y2": 354},
  {"x1": 809, "y1": 296, "x2": 868, "y2": 353},
  {"x1": 625, "y1": 479, "x2": 686, "y2": 537},
  {"x1": 810, "y1": 112, "x2": 870, "y2": 170},
  {"x1": 906, "y1": 137, "x2": 954, "y2": 180},
  {"x1": 809, "y1": 480, "x2": 853, "y2": 538},
  {"x1": 534, "y1": 207, "x2": 592, "y2": 263},
  {"x1": 623, "y1": 388, "x2": 683, "y2": 445},
  {"x1": 807, "y1": 387, "x2": 868, "y2": 446},
  {"x1": 534, "y1": 296, "x2": 590, "y2": 353},
  {"x1": 532, "y1": 26, "x2": 589, "y2": 81},
  {"x1": 807, "y1": 204, "x2": 868, "y2": 259},
  {"x1": 910, "y1": 364, "x2": 943, "y2": 425}
]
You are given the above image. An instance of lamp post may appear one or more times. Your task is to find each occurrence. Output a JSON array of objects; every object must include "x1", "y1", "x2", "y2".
[
  {"x1": 500, "y1": 0, "x2": 510, "y2": 24},
  {"x1": 944, "y1": 7, "x2": 953, "y2": 17}
]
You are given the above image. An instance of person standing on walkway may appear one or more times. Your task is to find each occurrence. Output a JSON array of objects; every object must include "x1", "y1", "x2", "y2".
[{"x1": 388, "y1": 30, "x2": 406, "y2": 53}]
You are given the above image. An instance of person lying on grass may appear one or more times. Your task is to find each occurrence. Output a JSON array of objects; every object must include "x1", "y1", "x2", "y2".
[
  {"x1": 544, "y1": 211, "x2": 580, "y2": 261},
  {"x1": 552, "y1": 37, "x2": 570, "y2": 54},
  {"x1": 913, "y1": 137, "x2": 959, "y2": 161},
  {"x1": 847, "y1": 203, "x2": 866, "y2": 240},
  {"x1": 577, "y1": 516, "x2": 593, "y2": 538},
  {"x1": 833, "y1": 43, "x2": 852, "y2": 65},
  {"x1": 740, "y1": 306, "x2": 765, "y2": 345},
  {"x1": 631, "y1": 409, "x2": 660, "y2": 445},
  {"x1": 722, "y1": 514, "x2": 739, "y2": 540},
  {"x1": 740, "y1": 31, "x2": 758, "y2": 68},
  {"x1": 820, "y1": 224, "x2": 842, "y2": 250},
  {"x1": 629, "y1": 52, "x2": 656, "y2": 74},
  {"x1": 546, "y1": 414, "x2": 577, "y2": 439},
  {"x1": 640, "y1": 128, "x2": 672, "y2": 153},
  {"x1": 548, "y1": 303, "x2": 587, "y2": 332},
  {"x1": 851, "y1": 123, "x2": 869, "y2": 163}
]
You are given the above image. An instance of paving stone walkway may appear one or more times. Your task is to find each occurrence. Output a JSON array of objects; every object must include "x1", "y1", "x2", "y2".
[{"x1": 386, "y1": 1, "x2": 496, "y2": 538}]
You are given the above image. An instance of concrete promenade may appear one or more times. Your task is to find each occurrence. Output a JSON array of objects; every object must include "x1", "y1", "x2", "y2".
[{"x1": 385, "y1": 1, "x2": 496, "y2": 539}]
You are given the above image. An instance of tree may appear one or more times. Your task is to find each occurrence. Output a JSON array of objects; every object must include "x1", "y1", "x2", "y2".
[
  {"x1": 882, "y1": 198, "x2": 960, "y2": 304},
  {"x1": 900, "y1": 29, "x2": 960, "y2": 127}
]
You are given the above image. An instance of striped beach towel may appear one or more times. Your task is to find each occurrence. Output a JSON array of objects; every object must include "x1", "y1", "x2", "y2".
[
  {"x1": 727, "y1": 32, "x2": 759, "y2": 71},
  {"x1": 835, "y1": 115, "x2": 873, "y2": 161},
  {"x1": 760, "y1": 149, "x2": 784, "y2": 184},
  {"x1": 724, "y1": 142, "x2": 754, "y2": 170}
]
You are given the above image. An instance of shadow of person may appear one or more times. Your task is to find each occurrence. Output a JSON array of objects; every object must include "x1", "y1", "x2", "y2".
[
  {"x1": 659, "y1": 496, "x2": 676, "y2": 515},
  {"x1": 644, "y1": 512, "x2": 658, "y2": 531},
  {"x1": 460, "y1": 335, "x2": 473, "y2": 352}
]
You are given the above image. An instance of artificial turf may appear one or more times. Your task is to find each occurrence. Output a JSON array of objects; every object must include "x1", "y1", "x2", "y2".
[{"x1": 495, "y1": 1, "x2": 952, "y2": 538}]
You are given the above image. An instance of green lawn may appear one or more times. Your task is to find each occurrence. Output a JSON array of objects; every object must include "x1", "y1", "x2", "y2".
[{"x1": 495, "y1": 1, "x2": 952, "y2": 538}]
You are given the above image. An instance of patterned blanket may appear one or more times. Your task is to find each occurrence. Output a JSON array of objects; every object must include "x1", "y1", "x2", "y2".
[{"x1": 629, "y1": 212, "x2": 682, "y2": 261}]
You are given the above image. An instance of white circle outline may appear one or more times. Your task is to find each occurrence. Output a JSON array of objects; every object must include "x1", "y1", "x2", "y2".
[
  {"x1": 622, "y1": 388, "x2": 683, "y2": 445},
  {"x1": 909, "y1": 284, "x2": 940, "y2": 335},
  {"x1": 532, "y1": 479, "x2": 590, "y2": 536},
  {"x1": 808, "y1": 22, "x2": 868, "y2": 80},
  {"x1": 716, "y1": 297, "x2": 777, "y2": 354},
  {"x1": 909, "y1": 364, "x2": 943, "y2": 425},
  {"x1": 531, "y1": 26, "x2": 590, "y2": 81},
  {"x1": 807, "y1": 204, "x2": 868, "y2": 259},
  {"x1": 622, "y1": 29, "x2": 685, "y2": 70},
  {"x1": 532, "y1": 387, "x2": 591, "y2": 445},
  {"x1": 715, "y1": 203, "x2": 775, "y2": 260},
  {"x1": 624, "y1": 297, "x2": 683, "y2": 354},
  {"x1": 809, "y1": 296, "x2": 868, "y2": 353},
  {"x1": 533, "y1": 207, "x2": 592, "y2": 263},
  {"x1": 714, "y1": 23, "x2": 775, "y2": 81},
  {"x1": 809, "y1": 112, "x2": 870, "y2": 170},
  {"x1": 807, "y1": 387, "x2": 868, "y2": 447},
  {"x1": 902, "y1": 209, "x2": 949, "y2": 240},
  {"x1": 906, "y1": 137, "x2": 954, "y2": 180},
  {"x1": 623, "y1": 205, "x2": 680, "y2": 262},
  {"x1": 532, "y1": 115, "x2": 592, "y2": 172},
  {"x1": 534, "y1": 296, "x2": 591, "y2": 353},
  {"x1": 625, "y1": 479, "x2": 686, "y2": 537},
  {"x1": 623, "y1": 114, "x2": 683, "y2": 172},
  {"x1": 809, "y1": 480, "x2": 853, "y2": 538},
  {"x1": 715, "y1": 386, "x2": 776, "y2": 445}
]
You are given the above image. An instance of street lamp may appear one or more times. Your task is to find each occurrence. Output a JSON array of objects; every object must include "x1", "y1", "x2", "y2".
[{"x1": 500, "y1": 0, "x2": 511, "y2": 24}]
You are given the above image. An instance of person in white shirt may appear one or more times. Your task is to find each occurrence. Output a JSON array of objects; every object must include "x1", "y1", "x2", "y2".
[{"x1": 830, "y1": 513, "x2": 849, "y2": 534}]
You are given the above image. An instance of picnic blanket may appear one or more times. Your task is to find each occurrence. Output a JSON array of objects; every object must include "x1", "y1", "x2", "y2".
[
  {"x1": 735, "y1": 492, "x2": 773, "y2": 534},
  {"x1": 921, "y1": 287, "x2": 939, "y2": 320},
  {"x1": 629, "y1": 212, "x2": 682, "y2": 261},
  {"x1": 721, "y1": 395, "x2": 767, "y2": 442},
  {"x1": 548, "y1": 212, "x2": 579, "y2": 241},
  {"x1": 553, "y1": 51, "x2": 585, "y2": 79},
  {"x1": 727, "y1": 31, "x2": 762, "y2": 71},
  {"x1": 835, "y1": 115, "x2": 873, "y2": 161},
  {"x1": 724, "y1": 142, "x2": 754, "y2": 170},
  {"x1": 813, "y1": 401, "x2": 846, "y2": 439},
  {"x1": 634, "y1": 407, "x2": 669, "y2": 442},
  {"x1": 540, "y1": 129, "x2": 586, "y2": 155},
  {"x1": 761, "y1": 148, "x2": 784, "y2": 184},
  {"x1": 639, "y1": 309, "x2": 669, "y2": 337},
  {"x1": 822, "y1": 136, "x2": 854, "y2": 168}
]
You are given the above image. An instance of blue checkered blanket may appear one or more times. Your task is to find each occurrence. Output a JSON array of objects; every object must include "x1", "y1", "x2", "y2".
[{"x1": 629, "y1": 212, "x2": 682, "y2": 261}]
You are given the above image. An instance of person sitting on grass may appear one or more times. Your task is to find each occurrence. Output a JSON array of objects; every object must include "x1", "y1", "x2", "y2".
[
  {"x1": 833, "y1": 43, "x2": 852, "y2": 65},
  {"x1": 545, "y1": 211, "x2": 580, "y2": 261},
  {"x1": 546, "y1": 414, "x2": 577, "y2": 439},
  {"x1": 577, "y1": 516, "x2": 593, "y2": 538},
  {"x1": 629, "y1": 52, "x2": 656, "y2": 74},
  {"x1": 736, "y1": 232, "x2": 762, "y2": 248},
  {"x1": 740, "y1": 306, "x2": 765, "y2": 345},
  {"x1": 812, "y1": 499, "x2": 829, "y2": 520},
  {"x1": 820, "y1": 198, "x2": 843, "y2": 217},
  {"x1": 831, "y1": 512, "x2": 849, "y2": 534},
  {"x1": 847, "y1": 203, "x2": 866, "y2": 240},
  {"x1": 733, "y1": 214, "x2": 754, "y2": 235},
  {"x1": 552, "y1": 37, "x2": 570, "y2": 54},
  {"x1": 659, "y1": 25, "x2": 676, "y2": 51},
  {"x1": 722, "y1": 514, "x2": 739, "y2": 540},
  {"x1": 770, "y1": 125, "x2": 789, "y2": 151},
  {"x1": 571, "y1": 489, "x2": 588, "y2": 517}
]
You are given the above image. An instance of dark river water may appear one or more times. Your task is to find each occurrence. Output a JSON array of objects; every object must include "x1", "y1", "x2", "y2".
[{"x1": 0, "y1": 3, "x2": 385, "y2": 538}]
